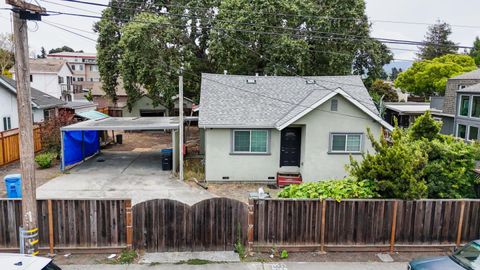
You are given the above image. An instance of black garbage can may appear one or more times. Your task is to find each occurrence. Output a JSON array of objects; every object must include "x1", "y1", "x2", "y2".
[
  {"x1": 116, "y1": 134, "x2": 123, "y2": 144},
  {"x1": 161, "y1": 149, "x2": 173, "y2": 171}
]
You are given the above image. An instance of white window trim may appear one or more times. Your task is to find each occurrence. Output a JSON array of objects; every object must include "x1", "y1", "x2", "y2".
[
  {"x1": 231, "y1": 129, "x2": 270, "y2": 155},
  {"x1": 458, "y1": 94, "x2": 471, "y2": 117},
  {"x1": 329, "y1": 133, "x2": 363, "y2": 154}
]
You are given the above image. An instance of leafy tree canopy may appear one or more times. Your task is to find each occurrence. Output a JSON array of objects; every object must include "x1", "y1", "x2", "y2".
[
  {"x1": 417, "y1": 22, "x2": 457, "y2": 60},
  {"x1": 369, "y1": 79, "x2": 398, "y2": 103},
  {"x1": 0, "y1": 33, "x2": 14, "y2": 74},
  {"x1": 96, "y1": 0, "x2": 392, "y2": 106},
  {"x1": 48, "y1": 46, "x2": 83, "y2": 54},
  {"x1": 394, "y1": 54, "x2": 477, "y2": 96},
  {"x1": 470, "y1": 36, "x2": 480, "y2": 66}
]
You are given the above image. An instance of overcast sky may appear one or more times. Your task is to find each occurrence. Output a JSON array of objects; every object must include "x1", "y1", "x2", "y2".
[{"x1": 1, "y1": 0, "x2": 479, "y2": 62}]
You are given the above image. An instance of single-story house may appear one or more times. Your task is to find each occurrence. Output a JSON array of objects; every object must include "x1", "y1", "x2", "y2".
[
  {"x1": 198, "y1": 74, "x2": 393, "y2": 182},
  {"x1": 0, "y1": 75, "x2": 66, "y2": 131}
]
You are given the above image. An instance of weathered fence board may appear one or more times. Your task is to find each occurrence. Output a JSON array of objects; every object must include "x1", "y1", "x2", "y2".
[
  {"x1": 252, "y1": 199, "x2": 480, "y2": 251},
  {"x1": 133, "y1": 198, "x2": 248, "y2": 252},
  {"x1": 0, "y1": 199, "x2": 128, "y2": 250},
  {"x1": 0, "y1": 126, "x2": 42, "y2": 166}
]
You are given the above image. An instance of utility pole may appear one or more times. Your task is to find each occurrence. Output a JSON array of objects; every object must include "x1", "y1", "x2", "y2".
[
  {"x1": 179, "y1": 74, "x2": 184, "y2": 181},
  {"x1": 6, "y1": 0, "x2": 45, "y2": 255}
]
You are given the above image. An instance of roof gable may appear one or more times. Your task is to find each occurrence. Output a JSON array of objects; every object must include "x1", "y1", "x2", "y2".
[
  {"x1": 450, "y1": 69, "x2": 480, "y2": 80},
  {"x1": 0, "y1": 76, "x2": 65, "y2": 109},
  {"x1": 198, "y1": 74, "x2": 390, "y2": 130}
]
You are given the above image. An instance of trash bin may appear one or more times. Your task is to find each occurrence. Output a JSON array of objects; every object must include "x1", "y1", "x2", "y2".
[
  {"x1": 161, "y1": 148, "x2": 173, "y2": 171},
  {"x1": 116, "y1": 134, "x2": 123, "y2": 144},
  {"x1": 4, "y1": 174, "x2": 22, "y2": 198}
]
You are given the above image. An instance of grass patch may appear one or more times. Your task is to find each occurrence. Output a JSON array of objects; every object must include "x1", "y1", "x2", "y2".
[
  {"x1": 184, "y1": 159, "x2": 205, "y2": 181},
  {"x1": 175, "y1": 259, "x2": 216, "y2": 265}
]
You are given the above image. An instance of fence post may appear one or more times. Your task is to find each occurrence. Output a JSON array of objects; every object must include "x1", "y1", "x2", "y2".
[
  {"x1": 247, "y1": 198, "x2": 254, "y2": 255},
  {"x1": 389, "y1": 200, "x2": 398, "y2": 254},
  {"x1": 47, "y1": 199, "x2": 54, "y2": 255},
  {"x1": 125, "y1": 200, "x2": 133, "y2": 249},
  {"x1": 0, "y1": 131, "x2": 4, "y2": 165},
  {"x1": 320, "y1": 200, "x2": 327, "y2": 254},
  {"x1": 456, "y1": 201, "x2": 466, "y2": 247}
]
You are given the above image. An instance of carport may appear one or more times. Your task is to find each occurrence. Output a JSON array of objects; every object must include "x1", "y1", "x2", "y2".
[{"x1": 60, "y1": 117, "x2": 181, "y2": 173}]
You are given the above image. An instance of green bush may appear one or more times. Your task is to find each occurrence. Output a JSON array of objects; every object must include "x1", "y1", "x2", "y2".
[
  {"x1": 280, "y1": 249, "x2": 288, "y2": 259},
  {"x1": 278, "y1": 178, "x2": 379, "y2": 201},
  {"x1": 35, "y1": 152, "x2": 57, "y2": 169},
  {"x1": 349, "y1": 112, "x2": 480, "y2": 199}
]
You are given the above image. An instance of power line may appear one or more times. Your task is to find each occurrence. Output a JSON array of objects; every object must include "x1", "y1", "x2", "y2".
[
  {"x1": 51, "y1": 1, "x2": 474, "y2": 49},
  {"x1": 40, "y1": 0, "x2": 101, "y2": 14},
  {"x1": 41, "y1": 20, "x2": 97, "y2": 42},
  {"x1": 60, "y1": 0, "x2": 480, "y2": 30},
  {"x1": 41, "y1": 9, "x2": 474, "y2": 50},
  {"x1": 42, "y1": 18, "x2": 98, "y2": 35}
]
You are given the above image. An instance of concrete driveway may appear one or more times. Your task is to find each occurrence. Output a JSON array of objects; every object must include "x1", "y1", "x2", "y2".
[{"x1": 36, "y1": 151, "x2": 213, "y2": 205}]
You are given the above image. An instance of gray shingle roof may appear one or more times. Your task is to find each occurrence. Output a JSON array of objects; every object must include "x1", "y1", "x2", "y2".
[
  {"x1": 457, "y1": 83, "x2": 480, "y2": 93},
  {"x1": 450, "y1": 69, "x2": 480, "y2": 80},
  {"x1": 198, "y1": 73, "x2": 379, "y2": 129},
  {"x1": 0, "y1": 75, "x2": 66, "y2": 109}
]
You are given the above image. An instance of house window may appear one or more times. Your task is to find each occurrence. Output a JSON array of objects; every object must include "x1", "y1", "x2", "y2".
[
  {"x1": 331, "y1": 99, "x2": 338, "y2": 111},
  {"x1": 459, "y1": 96, "x2": 470, "y2": 116},
  {"x1": 90, "y1": 65, "x2": 98, "y2": 72},
  {"x1": 71, "y1": 65, "x2": 76, "y2": 71},
  {"x1": 458, "y1": 85, "x2": 467, "y2": 90},
  {"x1": 469, "y1": 126, "x2": 479, "y2": 141},
  {"x1": 472, "y1": 96, "x2": 480, "y2": 118},
  {"x1": 77, "y1": 77, "x2": 84, "y2": 82},
  {"x1": 330, "y1": 133, "x2": 362, "y2": 153},
  {"x1": 457, "y1": 124, "x2": 467, "y2": 139},
  {"x1": 29, "y1": 75, "x2": 32, "y2": 82},
  {"x1": 79, "y1": 65, "x2": 84, "y2": 71},
  {"x1": 2, "y1": 116, "x2": 11, "y2": 131},
  {"x1": 233, "y1": 130, "x2": 269, "y2": 153},
  {"x1": 58, "y1": 76, "x2": 64, "y2": 84}
]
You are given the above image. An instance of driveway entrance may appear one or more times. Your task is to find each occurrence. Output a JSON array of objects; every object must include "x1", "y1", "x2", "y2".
[{"x1": 36, "y1": 150, "x2": 213, "y2": 205}]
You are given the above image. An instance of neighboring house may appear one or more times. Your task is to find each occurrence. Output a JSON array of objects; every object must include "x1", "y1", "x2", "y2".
[
  {"x1": 61, "y1": 101, "x2": 97, "y2": 115},
  {"x1": 454, "y1": 83, "x2": 480, "y2": 141},
  {"x1": 198, "y1": 74, "x2": 393, "y2": 182},
  {"x1": 11, "y1": 58, "x2": 80, "y2": 101},
  {"x1": 47, "y1": 51, "x2": 99, "y2": 83},
  {"x1": 442, "y1": 69, "x2": 480, "y2": 136},
  {"x1": 384, "y1": 102, "x2": 442, "y2": 128},
  {"x1": 0, "y1": 75, "x2": 65, "y2": 131}
]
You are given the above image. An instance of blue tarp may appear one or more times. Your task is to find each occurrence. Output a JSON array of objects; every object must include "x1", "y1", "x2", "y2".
[{"x1": 63, "y1": 130, "x2": 100, "y2": 167}]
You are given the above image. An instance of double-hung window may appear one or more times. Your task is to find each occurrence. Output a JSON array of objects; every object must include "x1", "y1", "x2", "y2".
[
  {"x1": 459, "y1": 95, "x2": 470, "y2": 116},
  {"x1": 2, "y1": 116, "x2": 11, "y2": 131},
  {"x1": 233, "y1": 130, "x2": 269, "y2": 154},
  {"x1": 472, "y1": 96, "x2": 480, "y2": 118},
  {"x1": 330, "y1": 133, "x2": 362, "y2": 153},
  {"x1": 457, "y1": 124, "x2": 467, "y2": 139}
]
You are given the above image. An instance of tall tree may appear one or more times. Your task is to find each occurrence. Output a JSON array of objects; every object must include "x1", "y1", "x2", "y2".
[
  {"x1": 390, "y1": 67, "x2": 400, "y2": 81},
  {"x1": 0, "y1": 33, "x2": 14, "y2": 74},
  {"x1": 37, "y1": 46, "x2": 46, "y2": 58},
  {"x1": 119, "y1": 13, "x2": 182, "y2": 111},
  {"x1": 470, "y1": 36, "x2": 480, "y2": 66},
  {"x1": 394, "y1": 54, "x2": 476, "y2": 96},
  {"x1": 417, "y1": 22, "x2": 457, "y2": 60},
  {"x1": 96, "y1": 0, "x2": 392, "y2": 104}
]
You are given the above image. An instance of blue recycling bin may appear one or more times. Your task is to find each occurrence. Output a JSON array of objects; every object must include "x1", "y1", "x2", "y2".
[
  {"x1": 4, "y1": 174, "x2": 22, "y2": 198},
  {"x1": 161, "y1": 149, "x2": 173, "y2": 171}
]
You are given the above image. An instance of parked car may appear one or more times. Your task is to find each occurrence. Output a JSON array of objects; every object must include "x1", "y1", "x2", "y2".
[
  {"x1": 0, "y1": 253, "x2": 61, "y2": 270},
  {"x1": 408, "y1": 240, "x2": 480, "y2": 270}
]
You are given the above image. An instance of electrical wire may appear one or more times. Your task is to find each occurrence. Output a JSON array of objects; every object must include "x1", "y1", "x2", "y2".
[{"x1": 41, "y1": 20, "x2": 97, "y2": 42}]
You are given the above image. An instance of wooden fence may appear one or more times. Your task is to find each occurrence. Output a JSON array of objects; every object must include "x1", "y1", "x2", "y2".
[
  {"x1": 133, "y1": 198, "x2": 248, "y2": 252},
  {"x1": 97, "y1": 107, "x2": 123, "y2": 117},
  {"x1": 251, "y1": 199, "x2": 480, "y2": 252},
  {"x1": 0, "y1": 199, "x2": 132, "y2": 253},
  {"x1": 0, "y1": 126, "x2": 42, "y2": 166}
]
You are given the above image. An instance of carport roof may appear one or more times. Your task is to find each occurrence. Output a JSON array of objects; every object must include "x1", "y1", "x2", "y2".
[{"x1": 61, "y1": 117, "x2": 180, "y2": 131}]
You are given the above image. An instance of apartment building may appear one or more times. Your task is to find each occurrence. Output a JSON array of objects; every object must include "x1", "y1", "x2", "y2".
[{"x1": 47, "y1": 52, "x2": 100, "y2": 83}]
